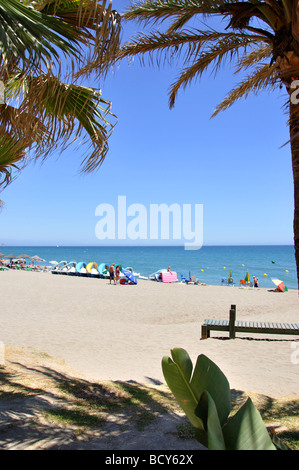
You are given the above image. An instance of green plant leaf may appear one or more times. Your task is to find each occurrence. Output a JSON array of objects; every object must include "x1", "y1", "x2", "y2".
[
  {"x1": 161, "y1": 349, "x2": 205, "y2": 430},
  {"x1": 195, "y1": 390, "x2": 226, "y2": 450},
  {"x1": 190, "y1": 354, "x2": 231, "y2": 426},
  {"x1": 170, "y1": 347, "x2": 193, "y2": 382},
  {"x1": 223, "y1": 398, "x2": 276, "y2": 450}
]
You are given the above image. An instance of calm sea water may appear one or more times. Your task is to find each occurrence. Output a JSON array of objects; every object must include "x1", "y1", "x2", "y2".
[{"x1": 1, "y1": 245, "x2": 297, "y2": 290}]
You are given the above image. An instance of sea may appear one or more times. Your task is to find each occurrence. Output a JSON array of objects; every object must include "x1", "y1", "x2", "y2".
[{"x1": 1, "y1": 245, "x2": 297, "y2": 290}]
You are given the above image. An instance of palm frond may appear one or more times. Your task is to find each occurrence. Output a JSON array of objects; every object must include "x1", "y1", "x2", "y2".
[
  {"x1": 0, "y1": 99, "x2": 49, "y2": 147},
  {"x1": 211, "y1": 62, "x2": 278, "y2": 117},
  {"x1": 39, "y1": 0, "x2": 122, "y2": 79},
  {"x1": 0, "y1": 134, "x2": 28, "y2": 188},
  {"x1": 0, "y1": 0, "x2": 80, "y2": 75},
  {"x1": 122, "y1": 0, "x2": 220, "y2": 26},
  {"x1": 168, "y1": 33, "x2": 269, "y2": 107},
  {"x1": 6, "y1": 73, "x2": 117, "y2": 174},
  {"x1": 235, "y1": 44, "x2": 273, "y2": 70},
  {"x1": 219, "y1": 2, "x2": 284, "y2": 31},
  {"x1": 118, "y1": 28, "x2": 269, "y2": 67}
]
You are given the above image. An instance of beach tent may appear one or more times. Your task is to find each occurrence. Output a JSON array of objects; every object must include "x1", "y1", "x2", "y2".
[{"x1": 161, "y1": 271, "x2": 177, "y2": 283}]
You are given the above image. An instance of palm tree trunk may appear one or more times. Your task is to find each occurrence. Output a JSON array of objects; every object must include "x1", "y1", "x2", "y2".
[{"x1": 289, "y1": 101, "x2": 299, "y2": 288}]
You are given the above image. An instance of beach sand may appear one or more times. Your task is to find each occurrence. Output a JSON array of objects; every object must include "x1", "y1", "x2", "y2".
[{"x1": 1, "y1": 270, "x2": 298, "y2": 398}]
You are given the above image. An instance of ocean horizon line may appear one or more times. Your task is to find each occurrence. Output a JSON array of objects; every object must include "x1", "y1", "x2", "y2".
[{"x1": 0, "y1": 244, "x2": 295, "y2": 248}]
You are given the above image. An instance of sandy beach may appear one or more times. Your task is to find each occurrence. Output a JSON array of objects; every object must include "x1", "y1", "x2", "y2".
[{"x1": 1, "y1": 270, "x2": 298, "y2": 398}]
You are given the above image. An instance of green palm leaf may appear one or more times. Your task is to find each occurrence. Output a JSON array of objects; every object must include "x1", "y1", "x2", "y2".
[
  {"x1": 0, "y1": 0, "x2": 80, "y2": 72},
  {"x1": 37, "y1": 0, "x2": 122, "y2": 79},
  {"x1": 0, "y1": 1, "x2": 122, "y2": 191},
  {"x1": 5, "y1": 73, "x2": 117, "y2": 174}
]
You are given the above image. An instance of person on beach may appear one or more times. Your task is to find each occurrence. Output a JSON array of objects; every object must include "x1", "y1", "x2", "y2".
[
  {"x1": 253, "y1": 276, "x2": 259, "y2": 288},
  {"x1": 115, "y1": 265, "x2": 120, "y2": 284},
  {"x1": 167, "y1": 266, "x2": 171, "y2": 272},
  {"x1": 109, "y1": 263, "x2": 115, "y2": 284}
]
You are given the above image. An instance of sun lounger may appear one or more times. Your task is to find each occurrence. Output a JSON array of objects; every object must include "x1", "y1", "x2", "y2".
[{"x1": 201, "y1": 305, "x2": 299, "y2": 339}]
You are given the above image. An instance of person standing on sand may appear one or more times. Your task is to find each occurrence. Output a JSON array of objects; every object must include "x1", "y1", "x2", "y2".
[
  {"x1": 115, "y1": 265, "x2": 120, "y2": 284},
  {"x1": 109, "y1": 263, "x2": 115, "y2": 284}
]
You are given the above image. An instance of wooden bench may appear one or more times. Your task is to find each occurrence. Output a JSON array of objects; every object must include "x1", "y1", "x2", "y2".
[{"x1": 201, "y1": 305, "x2": 299, "y2": 339}]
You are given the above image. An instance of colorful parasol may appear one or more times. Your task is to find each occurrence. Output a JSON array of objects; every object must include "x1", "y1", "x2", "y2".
[
  {"x1": 244, "y1": 270, "x2": 249, "y2": 282},
  {"x1": 122, "y1": 268, "x2": 137, "y2": 285},
  {"x1": 271, "y1": 278, "x2": 285, "y2": 292}
]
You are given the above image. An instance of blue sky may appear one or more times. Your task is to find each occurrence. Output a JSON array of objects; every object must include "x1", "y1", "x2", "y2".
[{"x1": 0, "y1": 0, "x2": 295, "y2": 246}]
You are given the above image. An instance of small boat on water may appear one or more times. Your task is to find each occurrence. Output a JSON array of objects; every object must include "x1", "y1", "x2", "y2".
[
  {"x1": 86, "y1": 262, "x2": 100, "y2": 278},
  {"x1": 122, "y1": 266, "x2": 140, "y2": 278},
  {"x1": 64, "y1": 261, "x2": 76, "y2": 276},
  {"x1": 51, "y1": 261, "x2": 68, "y2": 275},
  {"x1": 59, "y1": 261, "x2": 76, "y2": 275},
  {"x1": 149, "y1": 269, "x2": 167, "y2": 281},
  {"x1": 76, "y1": 262, "x2": 87, "y2": 277},
  {"x1": 98, "y1": 262, "x2": 110, "y2": 278}
]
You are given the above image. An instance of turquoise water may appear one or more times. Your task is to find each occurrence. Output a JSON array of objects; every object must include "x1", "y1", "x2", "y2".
[{"x1": 1, "y1": 245, "x2": 297, "y2": 290}]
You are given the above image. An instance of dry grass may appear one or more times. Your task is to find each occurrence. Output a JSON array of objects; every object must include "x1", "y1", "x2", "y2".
[{"x1": 0, "y1": 345, "x2": 298, "y2": 450}]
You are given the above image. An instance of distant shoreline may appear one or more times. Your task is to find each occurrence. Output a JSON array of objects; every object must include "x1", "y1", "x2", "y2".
[{"x1": 0, "y1": 244, "x2": 295, "y2": 247}]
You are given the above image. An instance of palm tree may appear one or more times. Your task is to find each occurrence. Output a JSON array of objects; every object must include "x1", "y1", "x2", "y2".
[
  {"x1": 116, "y1": 0, "x2": 299, "y2": 287},
  {"x1": 0, "y1": 0, "x2": 121, "y2": 195}
]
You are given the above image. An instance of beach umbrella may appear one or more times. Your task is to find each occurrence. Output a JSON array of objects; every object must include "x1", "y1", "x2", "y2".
[
  {"x1": 16, "y1": 254, "x2": 31, "y2": 259},
  {"x1": 0, "y1": 253, "x2": 5, "y2": 257},
  {"x1": 122, "y1": 268, "x2": 137, "y2": 285},
  {"x1": 244, "y1": 270, "x2": 249, "y2": 282},
  {"x1": 5, "y1": 254, "x2": 17, "y2": 264},
  {"x1": 32, "y1": 255, "x2": 45, "y2": 262},
  {"x1": 49, "y1": 261, "x2": 58, "y2": 265},
  {"x1": 271, "y1": 278, "x2": 286, "y2": 292}
]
